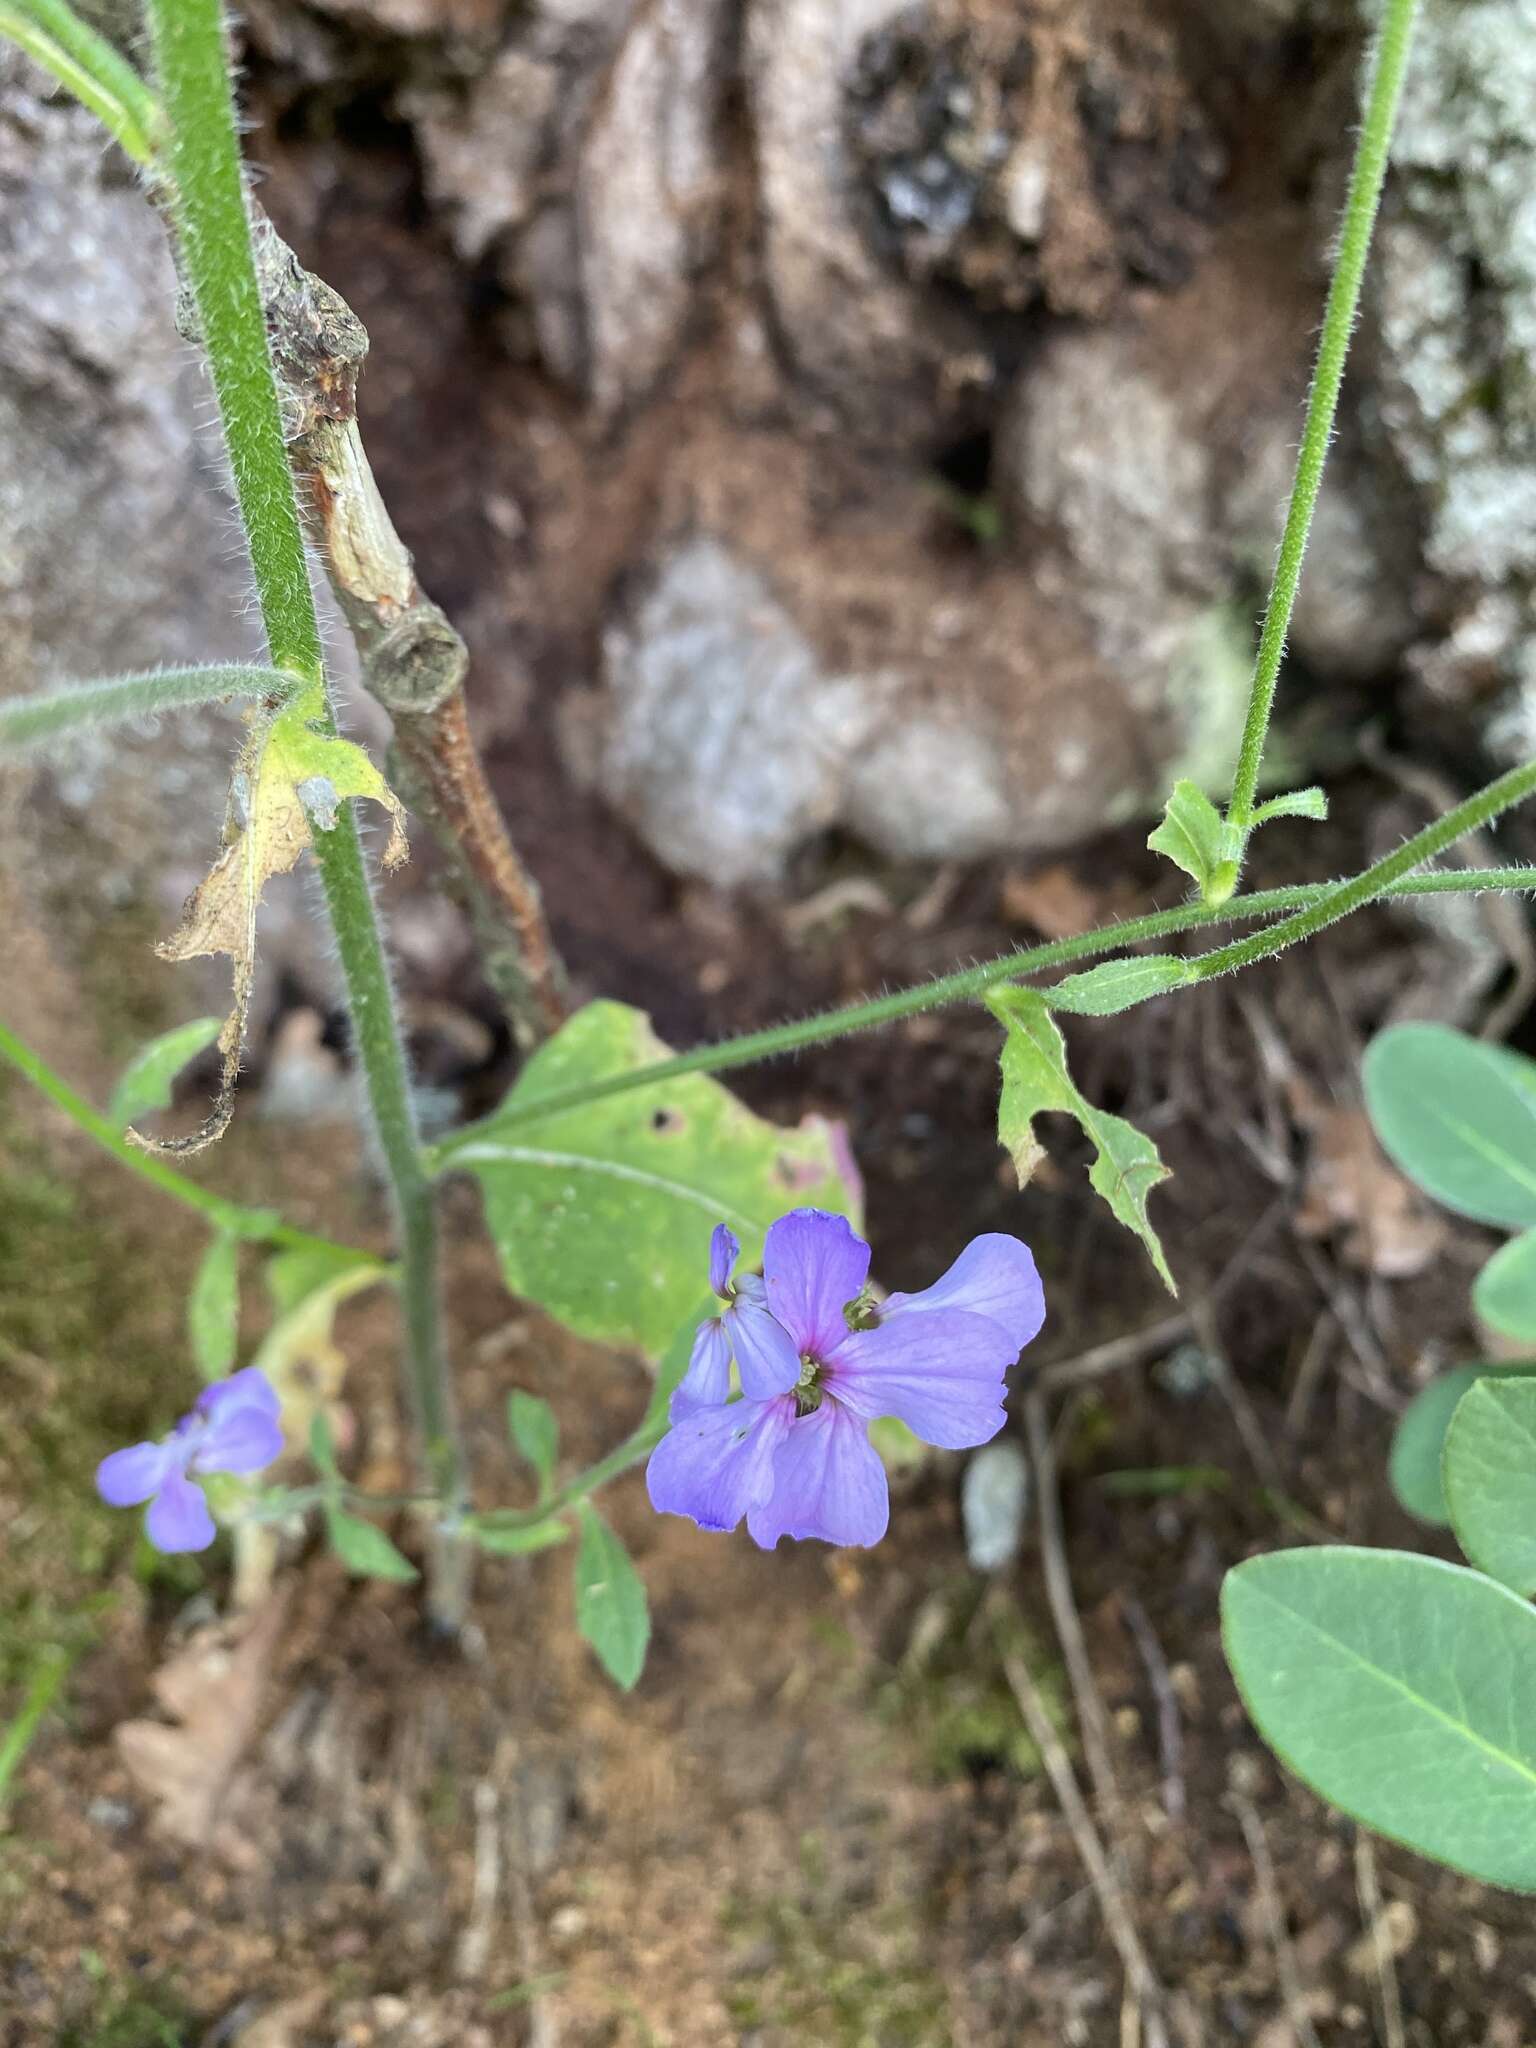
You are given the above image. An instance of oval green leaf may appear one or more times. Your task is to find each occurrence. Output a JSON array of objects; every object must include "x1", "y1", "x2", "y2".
[
  {"x1": 1045, "y1": 956, "x2": 1191, "y2": 1017},
  {"x1": 1473, "y1": 1231, "x2": 1536, "y2": 1343},
  {"x1": 109, "y1": 1016, "x2": 222, "y2": 1129},
  {"x1": 188, "y1": 1232, "x2": 240, "y2": 1380},
  {"x1": 443, "y1": 1001, "x2": 861, "y2": 1358},
  {"x1": 324, "y1": 1505, "x2": 418, "y2": 1583},
  {"x1": 1443, "y1": 1375, "x2": 1536, "y2": 1594},
  {"x1": 1363, "y1": 1024, "x2": 1536, "y2": 1227},
  {"x1": 574, "y1": 1504, "x2": 649, "y2": 1691},
  {"x1": 508, "y1": 1390, "x2": 559, "y2": 1493},
  {"x1": 1223, "y1": 1546, "x2": 1536, "y2": 1890},
  {"x1": 1390, "y1": 1366, "x2": 1487, "y2": 1524}
]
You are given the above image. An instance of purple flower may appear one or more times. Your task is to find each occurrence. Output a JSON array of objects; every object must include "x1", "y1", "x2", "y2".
[
  {"x1": 95, "y1": 1367, "x2": 284, "y2": 1554},
  {"x1": 671, "y1": 1223, "x2": 802, "y2": 1412},
  {"x1": 648, "y1": 1209, "x2": 1044, "y2": 1549}
]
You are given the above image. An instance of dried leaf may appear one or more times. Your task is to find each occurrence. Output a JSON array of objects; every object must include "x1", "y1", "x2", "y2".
[
  {"x1": 115, "y1": 1593, "x2": 287, "y2": 1855},
  {"x1": 135, "y1": 681, "x2": 406, "y2": 1156},
  {"x1": 1293, "y1": 1098, "x2": 1446, "y2": 1279}
]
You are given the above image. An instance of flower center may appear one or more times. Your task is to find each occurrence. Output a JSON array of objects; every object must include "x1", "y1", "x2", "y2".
[{"x1": 794, "y1": 1354, "x2": 824, "y2": 1417}]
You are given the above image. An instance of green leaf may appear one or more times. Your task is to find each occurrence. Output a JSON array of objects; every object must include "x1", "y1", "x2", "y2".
[
  {"x1": 474, "y1": 1519, "x2": 571, "y2": 1557},
  {"x1": 443, "y1": 1001, "x2": 862, "y2": 1358},
  {"x1": 1223, "y1": 1546, "x2": 1536, "y2": 1890},
  {"x1": 265, "y1": 1242, "x2": 378, "y2": 1318},
  {"x1": 1473, "y1": 1231, "x2": 1536, "y2": 1342},
  {"x1": 1147, "y1": 779, "x2": 1233, "y2": 903},
  {"x1": 508, "y1": 1391, "x2": 559, "y2": 1494},
  {"x1": 1045, "y1": 955, "x2": 1191, "y2": 1017},
  {"x1": 1363, "y1": 1023, "x2": 1536, "y2": 1227},
  {"x1": 308, "y1": 1412, "x2": 339, "y2": 1481},
  {"x1": 988, "y1": 987, "x2": 1174, "y2": 1292},
  {"x1": 1251, "y1": 785, "x2": 1329, "y2": 825},
  {"x1": 323, "y1": 1505, "x2": 418, "y2": 1582},
  {"x1": 187, "y1": 1232, "x2": 240, "y2": 1379},
  {"x1": 574, "y1": 1504, "x2": 650, "y2": 1690},
  {"x1": 1389, "y1": 1366, "x2": 1486, "y2": 1524},
  {"x1": 108, "y1": 1016, "x2": 222, "y2": 1128},
  {"x1": 1443, "y1": 1376, "x2": 1536, "y2": 1593}
]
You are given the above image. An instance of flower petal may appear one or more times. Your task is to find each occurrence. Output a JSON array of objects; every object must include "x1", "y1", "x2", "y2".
[
  {"x1": 747, "y1": 1402, "x2": 889, "y2": 1549},
  {"x1": 725, "y1": 1294, "x2": 803, "y2": 1402},
  {"x1": 647, "y1": 1396, "x2": 792, "y2": 1534},
  {"x1": 762, "y1": 1209, "x2": 870, "y2": 1357},
  {"x1": 881, "y1": 1234, "x2": 1045, "y2": 1354},
  {"x1": 708, "y1": 1223, "x2": 741, "y2": 1300},
  {"x1": 145, "y1": 1469, "x2": 218, "y2": 1553},
  {"x1": 671, "y1": 1317, "x2": 733, "y2": 1415},
  {"x1": 824, "y1": 1309, "x2": 1012, "y2": 1450},
  {"x1": 96, "y1": 1440, "x2": 175, "y2": 1508},
  {"x1": 193, "y1": 1367, "x2": 284, "y2": 1475}
]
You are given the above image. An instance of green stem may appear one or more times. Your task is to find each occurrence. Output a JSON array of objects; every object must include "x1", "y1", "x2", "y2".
[
  {"x1": 475, "y1": 1420, "x2": 664, "y2": 1534},
  {"x1": 145, "y1": 0, "x2": 467, "y2": 1620},
  {"x1": 0, "y1": 1645, "x2": 72, "y2": 1817},
  {"x1": 1224, "y1": 0, "x2": 1420, "y2": 832},
  {"x1": 0, "y1": 664, "x2": 293, "y2": 749},
  {"x1": 1187, "y1": 761, "x2": 1536, "y2": 986},
  {"x1": 432, "y1": 865, "x2": 1536, "y2": 1153},
  {"x1": 0, "y1": 1016, "x2": 373, "y2": 1262},
  {"x1": 0, "y1": 0, "x2": 160, "y2": 166}
]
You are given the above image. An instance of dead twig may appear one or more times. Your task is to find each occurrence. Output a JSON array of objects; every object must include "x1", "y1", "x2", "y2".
[
  {"x1": 1121, "y1": 1595, "x2": 1185, "y2": 1826},
  {"x1": 1024, "y1": 1388, "x2": 1124, "y2": 1833},
  {"x1": 1230, "y1": 1789, "x2": 1323, "y2": 2048},
  {"x1": 998, "y1": 1613, "x2": 1167, "y2": 2048},
  {"x1": 1039, "y1": 1313, "x2": 1192, "y2": 1393},
  {"x1": 1354, "y1": 1832, "x2": 1407, "y2": 2048},
  {"x1": 172, "y1": 209, "x2": 567, "y2": 1047}
]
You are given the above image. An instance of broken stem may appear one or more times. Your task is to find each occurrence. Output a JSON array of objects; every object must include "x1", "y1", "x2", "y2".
[{"x1": 146, "y1": 0, "x2": 470, "y2": 1628}]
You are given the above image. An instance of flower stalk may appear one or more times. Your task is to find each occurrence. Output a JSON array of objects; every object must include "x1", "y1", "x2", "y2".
[{"x1": 144, "y1": 0, "x2": 469, "y2": 1625}]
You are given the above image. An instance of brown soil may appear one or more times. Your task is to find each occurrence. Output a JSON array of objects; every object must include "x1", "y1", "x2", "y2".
[{"x1": 6, "y1": 67, "x2": 1536, "y2": 2048}]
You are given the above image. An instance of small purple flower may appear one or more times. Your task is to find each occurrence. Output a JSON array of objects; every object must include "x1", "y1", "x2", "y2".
[
  {"x1": 648, "y1": 1209, "x2": 1044, "y2": 1549},
  {"x1": 671, "y1": 1223, "x2": 802, "y2": 1412},
  {"x1": 95, "y1": 1367, "x2": 285, "y2": 1554}
]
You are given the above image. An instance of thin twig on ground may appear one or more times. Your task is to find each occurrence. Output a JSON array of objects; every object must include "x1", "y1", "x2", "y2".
[
  {"x1": 1284, "y1": 1310, "x2": 1337, "y2": 1439},
  {"x1": 1038, "y1": 1313, "x2": 1192, "y2": 1393},
  {"x1": 1230, "y1": 1790, "x2": 1323, "y2": 2048},
  {"x1": 1354, "y1": 1832, "x2": 1407, "y2": 2048},
  {"x1": 998, "y1": 1613, "x2": 1167, "y2": 2048},
  {"x1": 1121, "y1": 1596, "x2": 1185, "y2": 1826},
  {"x1": 1024, "y1": 1387, "x2": 1125, "y2": 1834}
]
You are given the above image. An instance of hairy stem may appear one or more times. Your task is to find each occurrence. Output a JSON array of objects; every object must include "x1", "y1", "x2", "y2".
[
  {"x1": 1224, "y1": 0, "x2": 1421, "y2": 834},
  {"x1": 145, "y1": 0, "x2": 469, "y2": 1624},
  {"x1": 1187, "y1": 760, "x2": 1536, "y2": 985},
  {"x1": 432, "y1": 865, "x2": 1536, "y2": 1152},
  {"x1": 0, "y1": 0, "x2": 159, "y2": 165},
  {"x1": 0, "y1": 664, "x2": 292, "y2": 749},
  {"x1": 0, "y1": 1016, "x2": 375, "y2": 1262}
]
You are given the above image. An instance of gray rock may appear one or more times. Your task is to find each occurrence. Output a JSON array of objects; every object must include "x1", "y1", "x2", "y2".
[
  {"x1": 961, "y1": 1439, "x2": 1031, "y2": 1573},
  {"x1": 0, "y1": 50, "x2": 256, "y2": 924},
  {"x1": 595, "y1": 536, "x2": 886, "y2": 887},
  {"x1": 1367, "y1": 0, "x2": 1536, "y2": 717}
]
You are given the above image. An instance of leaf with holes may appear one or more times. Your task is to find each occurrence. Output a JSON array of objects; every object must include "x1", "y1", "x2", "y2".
[
  {"x1": 1444, "y1": 1375, "x2": 1536, "y2": 1594},
  {"x1": 1223, "y1": 1546, "x2": 1536, "y2": 1890},
  {"x1": 440, "y1": 1001, "x2": 862, "y2": 1357},
  {"x1": 988, "y1": 987, "x2": 1174, "y2": 1291},
  {"x1": 1363, "y1": 1025, "x2": 1536, "y2": 1228}
]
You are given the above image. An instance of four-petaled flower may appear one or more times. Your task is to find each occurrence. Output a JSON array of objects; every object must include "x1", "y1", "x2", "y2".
[
  {"x1": 95, "y1": 1367, "x2": 285, "y2": 1553},
  {"x1": 648, "y1": 1208, "x2": 1043, "y2": 1549}
]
